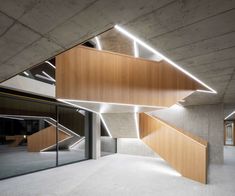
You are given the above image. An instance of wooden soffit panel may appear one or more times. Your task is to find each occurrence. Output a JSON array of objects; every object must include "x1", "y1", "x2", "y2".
[{"x1": 56, "y1": 46, "x2": 204, "y2": 107}]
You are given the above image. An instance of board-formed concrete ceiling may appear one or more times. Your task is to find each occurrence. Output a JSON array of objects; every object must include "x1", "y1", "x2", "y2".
[{"x1": 0, "y1": 0, "x2": 235, "y2": 105}]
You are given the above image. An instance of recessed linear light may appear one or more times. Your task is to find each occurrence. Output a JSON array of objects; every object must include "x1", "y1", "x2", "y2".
[
  {"x1": 134, "y1": 113, "x2": 140, "y2": 139},
  {"x1": 58, "y1": 99, "x2": 99, "y2": 114},
  {"x1": 99, "y1": 114, "x2": 112, "y2": 138},
  {"x1": 0, "y1": 116, "x2": 24, "y2": 121},
  {"x1": 45, "y1": 61, "x2": 56, "y2": 69},
  {"x1": 23, "y1": 71, "x2": 29, "y2": 76},
  {"x1": 58, "y1": 99, "x2": 111, "y2": 137},
  {"x1": 196, "y1": 89, "x2": 216, "y2": 94},
  {"x1": 114, "y1": 25, "x2": 217, "y2": 94},
  {"x1": 225, "y1": 111, "x2": 235, "y2": 120},
  {"x1": 95, "y1": 36, "x2": 102, "y2": 50},
  {"x1": 134, "y1": 41, "x2": 139, "y2": 58},
  {"x1": 35, "y1": 74, "x2": 55, "y2": 82},
  {"x1": 42, "y1": 71, "x2": 55, "y2": 82},
  {"x1": 58, "y1": 98, "x2": 166, "y2": 109}
]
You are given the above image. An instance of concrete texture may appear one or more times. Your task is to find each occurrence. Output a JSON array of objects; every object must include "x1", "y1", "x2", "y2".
[
  {"x1": 224, "y1": 103, "x2": 235, "y2": 120},
  {"x1": 151, "y1": 104, "x2": 224, "y2": 164},
  {"x1": 0, "y1": 75, "x2": 55, "y2": 98},
  {"x1": 101, "y1": 136, "x2": 116, "y2": 154},
  {"x1": 0, "y1": 0, "x2": 234, "y2": 105},
  {"x1": 101, "y1": 113, "x2": 137, "y2": 138},
  {"x1": 92, "y1": 113, "x2": 101, "y2": 159},
  {"x1": 0, "y1": 146, "x2": 235, "y2": 196},
  {"x1": 117, "y1": 138, "x2": 158, "y2": 157}
]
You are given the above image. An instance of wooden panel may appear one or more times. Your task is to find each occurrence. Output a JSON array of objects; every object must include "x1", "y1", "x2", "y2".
[
  {"x1": 139, "y1": 113, "x2": 208, "y2": 184},
  {"x1": 56, "y1": 46, "x2": 205, "y2": 107},
  {"x1": 27, "y1": 126, "x2": 70, "y2": 152},
  {"x1": 6, "y1": 135, "x2": 25, "y2": 147}
]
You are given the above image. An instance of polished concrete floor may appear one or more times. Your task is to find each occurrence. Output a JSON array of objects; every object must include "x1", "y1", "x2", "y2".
[
  {"x1": 0, "y1": 145, "x2": 86, "y2": 179},
  {"x1": 0, "y1": 146, "x2": 234, "y2": 196}
]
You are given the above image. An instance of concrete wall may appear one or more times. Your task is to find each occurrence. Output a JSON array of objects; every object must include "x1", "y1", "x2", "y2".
[
  {"x1": 92, "y1": 113, "x2": 101, "y2": 159},
  {"x1": 101, "y1": 113, "x2": 138, "y2": 138},
  {"x1": 101, "y1": 136, "x2": 116, "y2": 154},
  {"x1": 117, "y1": 138, "x2": 158, "y2": 158},
  {"x1": 151, "y1": 104, "x2": 224, "y2": 164},
  {"x1": 0, "y1": 75, "x2": 55, "y2": 98}
]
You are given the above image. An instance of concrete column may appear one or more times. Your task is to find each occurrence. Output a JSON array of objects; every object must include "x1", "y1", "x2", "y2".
[{"x1": 92, "y1": 113, "x2": 101, "y2": 159}]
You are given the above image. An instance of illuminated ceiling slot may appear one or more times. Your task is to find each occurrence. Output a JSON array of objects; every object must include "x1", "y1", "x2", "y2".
[
  {"x1": 114, "y1": 25, "x2": 217, "y2": 94},
  {"x1": 225, "y1": 111, "x2": 235, "y2": 120}
]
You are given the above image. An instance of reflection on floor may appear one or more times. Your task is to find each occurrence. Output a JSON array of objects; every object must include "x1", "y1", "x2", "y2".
[
  {"x1": 0, "y1": 147, "x2": 235, "y2": 196},
  {"x1": 0, "y1": 145, "x2": 85, "y2": 179}
]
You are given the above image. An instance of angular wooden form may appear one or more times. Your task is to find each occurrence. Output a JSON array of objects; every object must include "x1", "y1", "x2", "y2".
[
  {"x1": 139, "y1": 113, "x2": 208, "y2": 184},
  {"x1": 27, "y1": 126, "x2": 70, "y2": 152},
  {"x1": 56, "y1": 46, "x2": 204, "y2": 107}
]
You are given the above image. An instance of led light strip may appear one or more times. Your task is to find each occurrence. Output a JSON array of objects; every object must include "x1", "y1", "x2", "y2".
[
  {"x1": 35, "y1": 74, "x2": 55, "y2": 82},
  {"x1": 42, "y1": 71, "x2": 55, "y2": 82},
  {"x1": 95, "y1": 36, "x2": 102, "y2": 50},
  {"x1": 99, "y1": 114, "x2": 112, "y2": 138},
  {"x1": 114, "y1": 25, "x2": 217, "y2": 94},
  {"x1": 23, "y1": 71, "x2": 29, "y2": 76},
  {"x1": 225, "y1": 111, "x2": 235, "y2": 120},
  {"x1": 134, "y1": 113, "x2": 140, "y2": 139},
  {"x1": 69, "y1": 137, "x2": 85, "y2": 149},
  {"x1": 58, "y1": 98, "x2": 166, "y2": 109},
  {"x1": 196, "y1": 90, "x2": 215, "y2": 94},
  {"x1": 0, "y1": 116, "x2": 24, "y2": 121},
  {"x1": 45, "y1": 61, "x2": 56, "y2": 69}
]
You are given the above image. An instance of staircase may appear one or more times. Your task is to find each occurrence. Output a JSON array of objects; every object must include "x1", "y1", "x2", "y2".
[
  {"x1": 139, "y1": 113, "x2": 208, "y2": 184},
  {"x1": 27, "y1": 117, "x2": 84, "y2": 152}
]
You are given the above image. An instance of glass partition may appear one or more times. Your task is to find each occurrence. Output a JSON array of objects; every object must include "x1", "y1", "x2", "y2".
[
  {"x1": 58, "y1": 106, "x2": 89, "y2": 165},
  {"x1": 0, "y1": 92, "x2": 91, "y2": 180},
  {"x1": 0, "y1": 95, "x2": 57, "y2": 179},
  {"x1": 225, "y1": 122, "x2": 234, "y2": 145}
]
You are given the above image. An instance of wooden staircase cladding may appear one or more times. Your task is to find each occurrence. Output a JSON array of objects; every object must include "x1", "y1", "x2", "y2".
[
  {"x1": 27, "y1": 126, "x2": 70, "y2": 152},
  {"x1": 56, "y1": 46, "x2": 205, "y2": 107},
  {"x1": 139, "y1": 113, "x2": 208, "y2": 184}
]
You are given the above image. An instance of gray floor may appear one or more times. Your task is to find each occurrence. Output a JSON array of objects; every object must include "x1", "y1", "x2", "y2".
[
  {"x1": 0, "y1": 146, "x2": 235, "y2": 196},
  {"x1": 0, "y1": 145, "x2": 86, "y2": 179}
]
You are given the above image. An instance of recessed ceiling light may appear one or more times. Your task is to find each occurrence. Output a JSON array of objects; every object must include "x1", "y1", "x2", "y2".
[
  {"x1": 225, "y1": 111, "x2": 235, "y2": 120},
  {"x1": 35, "y1": 74, "x2": 55, "y2": 82},
  {"x1": 99, "y1": 114, "x2": 112, "y2": 138},
  {"x1": 23, "y1": 71, "x2": 29, "y2": 76},
  {"x1": 114, "y1": 25, "x2": 217, "y2": 94},
  {"x1": 42, "y1": 71, "x2": 55, "y2": 82},
  {"x1": 134, "y1": 113, "x2": 140, "y2": 139},
  {"x1": 95, "y1": 36, "x2": 102, "y2": 50},
  {"x1": 45, "y1": 61, "x2": 56, "y2": 69}
]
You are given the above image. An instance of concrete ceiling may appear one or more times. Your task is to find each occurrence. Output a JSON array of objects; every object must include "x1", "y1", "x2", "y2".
[{"x1": 0, "y1": 0, "x2": 235, "y2": 105}]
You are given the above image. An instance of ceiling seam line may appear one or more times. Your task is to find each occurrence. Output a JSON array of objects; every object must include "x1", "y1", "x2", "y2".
[{"x1": 149, "y1": 7, "x2": 235, "y2": 41}]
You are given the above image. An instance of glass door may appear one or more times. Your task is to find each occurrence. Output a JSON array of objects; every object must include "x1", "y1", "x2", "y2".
[{"x1": 225, "y1": 123, "x2": 234, "y2": 145}]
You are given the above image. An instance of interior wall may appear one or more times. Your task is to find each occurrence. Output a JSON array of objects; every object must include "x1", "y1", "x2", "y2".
[
  {"x1": 101, "y1": 137, "x2": 116, "y2": 154},
  {"x1": 101, "y1": 113, "x2": 137, "y2": 138},
  {"x1": 151, "y1": 104, "x2": 224, "y2": 164},
  {"x1": 117, "y1": 138, "x2": 158, "y2": 158}
]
